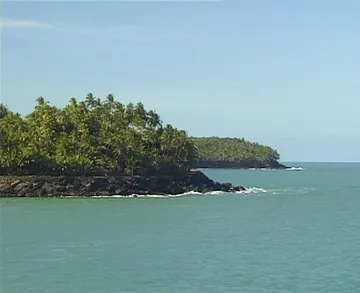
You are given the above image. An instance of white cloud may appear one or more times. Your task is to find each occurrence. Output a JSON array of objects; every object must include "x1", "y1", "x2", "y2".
[{"x1": 0, "y1": 20, "x2": 55, "y2": 30}]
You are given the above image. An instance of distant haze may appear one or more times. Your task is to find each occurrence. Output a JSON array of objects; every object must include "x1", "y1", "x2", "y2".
[{"x1": 1, "y1": 0, "x2": 359, "y2": 162}]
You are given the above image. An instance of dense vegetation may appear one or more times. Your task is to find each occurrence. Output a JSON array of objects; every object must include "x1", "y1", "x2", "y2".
[
  {"x1": 0, "y1": 94, "x2": 283, "y2": 176},
  {"x1": 0, "y1": 94, "x2": 196, "y2": 176},
  {"x1": 192, "y1": 137, "x2": 280, "y2": 163}
]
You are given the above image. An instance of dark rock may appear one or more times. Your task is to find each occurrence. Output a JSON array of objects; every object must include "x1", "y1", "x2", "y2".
[
  {"x1": 36, "y1": 188, "x2": 47, "y2": 197},
  {"x1": 0, "y1": 171, "x2": 247, "y2": 197},
  {"x1": 42, "y1": 182, "x2": 54, "y2": 193},
  {"x1": 11, "y1": 180, "x2": 22, "y2": 188},
  {"x1": 14, "y1": 182, "x2": 29, "y2": 192},
  {"x1": 56, "y1": 186, "x2": 66, "y2": 193},
  {"x1": 233, "y1": 186, "x2": 246, "y2": 192},
  {"x1": 0, "y1": 183, "x2": 12, "y2": 193},
  {"x1": 115, "y1": 188, "x2": 123, "y2": 195}
]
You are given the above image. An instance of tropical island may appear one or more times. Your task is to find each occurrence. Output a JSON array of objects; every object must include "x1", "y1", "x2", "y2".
[
  {"x1": 192, "y1": 137, "x2": 287, "y2": 169},
  {"x1": 0, "y1": 94, "x2": 285, "y2": 197}
]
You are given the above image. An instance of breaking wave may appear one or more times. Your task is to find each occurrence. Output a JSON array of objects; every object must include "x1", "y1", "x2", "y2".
[
  {"x1": 287, "y1": 166, "x2": 304, "y2": 171},
  {"x1": 91, "y1": 187, "x2": 268, "y2": 198},
  {"x1": 248, "y1": 166, "x2": 304, "y2": 171}
]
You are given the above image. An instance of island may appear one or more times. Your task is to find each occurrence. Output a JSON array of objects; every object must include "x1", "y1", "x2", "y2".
[
  {"x1": 0, "y1": 93, "x2": 284, "y2": 197},
  {"x1": 193, "y1": 137, "x2": 288, "y2": 169}
]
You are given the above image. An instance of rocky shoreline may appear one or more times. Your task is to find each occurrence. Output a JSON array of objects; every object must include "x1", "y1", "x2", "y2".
[
  {"x1": 193, "y1": 160, "x2": 288, "y2": 169},
  {"x1": 0, "y1": 171, "x2": 245, "y2": 198}
]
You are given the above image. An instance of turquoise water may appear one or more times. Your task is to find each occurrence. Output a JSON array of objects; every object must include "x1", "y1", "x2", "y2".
[{"x1": 1, "y1": 163, "x2": 359, "y2": 292}]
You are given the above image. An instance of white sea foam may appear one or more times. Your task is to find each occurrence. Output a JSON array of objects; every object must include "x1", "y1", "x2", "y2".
[
  {"x1": 92, "y1": 186, "x2": 318, "y2": 198},
  {"x1": 247, "y1": 167, "x2": 305, "y2": 171},
  {"x1": 236, "y1": 187, "x2": 267, "y2": 194},
  {"x1": 91, "y1": 187, "x2": 267, "y2": 198},
  {"x1": 207, "y1": 190, "x2": 225, "y2": 195},
  {"x1": 287, "y1": 166, "x2": 304, "y2": 171},
  {"x1": 249, "y1": 168, "x2": 288, "y2": 171},
  {"x1": 267, "y1": 186, "x2": 316, "y2": 195}
]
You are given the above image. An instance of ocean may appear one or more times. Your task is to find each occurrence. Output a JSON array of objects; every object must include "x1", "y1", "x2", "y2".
[{"x1": 1, "y1": 162, "x2": 359, "y2": 292}]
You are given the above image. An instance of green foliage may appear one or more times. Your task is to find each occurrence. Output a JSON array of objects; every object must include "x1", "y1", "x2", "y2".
[
  {"x1": 0, "y1": 95, "x2": 282, "y2": 175},
  {"x1": 192, "y1": 137, "x2": 280, "y2": 163},
  {"x1": 0, "y1": 94, "x2": 196, "y2": 176}
]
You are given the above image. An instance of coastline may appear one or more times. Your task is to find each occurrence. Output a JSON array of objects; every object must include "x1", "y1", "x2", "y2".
[
  {"x1": 192, "y1": 160, "x2": 288, "y2": 169},
  {"x1": 0, "y1": 171, "x2": 245, "y2": 198}
]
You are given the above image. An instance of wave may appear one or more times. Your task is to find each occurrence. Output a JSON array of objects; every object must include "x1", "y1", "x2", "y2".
[
  {"x1": 236, "y1": 187, "x2": 267, "y2": 194},
  {"x1": 247, "y1": 166, "x2": 304, "y2": 171},
  {"x1": 248, "y1": 168, "x2": 280, "y2": 171},
  {"x1": 286, "y1": 166, "x2": 304, "y2": 171},
  {"x1": 91, "y1": 187, "x2": 268, "y2": 198}
]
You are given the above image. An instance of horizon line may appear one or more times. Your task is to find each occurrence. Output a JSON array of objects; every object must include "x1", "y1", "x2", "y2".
[{"x1": 281, "y1": 161, "x2": 360, "y2": 164}]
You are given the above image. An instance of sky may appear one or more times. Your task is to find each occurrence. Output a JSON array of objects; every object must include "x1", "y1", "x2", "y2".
[{"x1": 1, "y1": 0, "x2": 359, "y2": 162}]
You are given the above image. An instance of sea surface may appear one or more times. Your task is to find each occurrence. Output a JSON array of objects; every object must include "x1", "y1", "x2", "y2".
[{"x1": 1, "y1": 162, "x2": 359, "y2": 293}]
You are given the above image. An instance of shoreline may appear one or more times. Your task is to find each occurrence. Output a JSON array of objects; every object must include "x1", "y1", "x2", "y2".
[
  {"x1": 0, "y1": 171, "x2": 245, "y2": 198},
  {"x1": 192, "y1": 160, "x2": 288, "y2": 169}
]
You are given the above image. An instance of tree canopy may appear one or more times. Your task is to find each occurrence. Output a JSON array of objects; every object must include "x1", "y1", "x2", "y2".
[
  {"x1": 192, "y1": 137, "x2": 280, "y2": 163},
  {"x1": 0, "y1": 94, "x2": 197, "y2": 176},
  {"x1": 0, "y1": 94, "x2": 283, "y2": 176}
]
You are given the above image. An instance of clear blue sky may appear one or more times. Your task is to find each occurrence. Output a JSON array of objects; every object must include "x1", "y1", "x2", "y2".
[{"x1": 1, "y1": 0, "x2": 359, "y2": 162}]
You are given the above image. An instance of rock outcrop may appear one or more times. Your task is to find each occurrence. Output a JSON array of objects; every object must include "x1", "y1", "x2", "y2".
[{"x1": 0, "y1": 171, "x2": 245, "y2": 197}]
